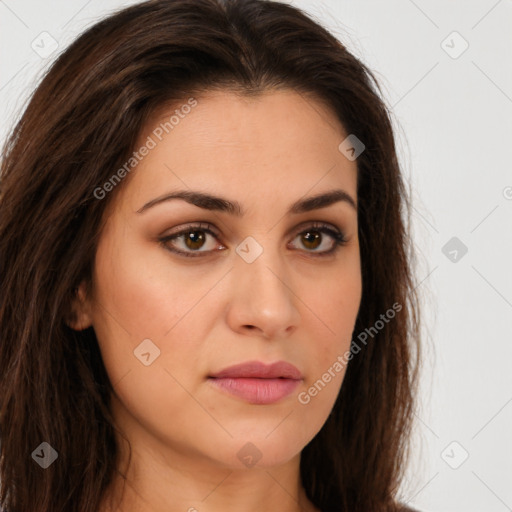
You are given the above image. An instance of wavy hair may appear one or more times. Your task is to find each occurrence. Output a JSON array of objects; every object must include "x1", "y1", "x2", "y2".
[{"x1": 0, "y1": 1, "x2": 421, "y2": 510}]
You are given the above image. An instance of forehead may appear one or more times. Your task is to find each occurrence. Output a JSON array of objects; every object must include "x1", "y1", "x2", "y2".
[
  {"x1": 146, "y1": 88, "x2": 347, "y2": 152},
  {"x1": 113, "y1": 89, "x2": 358, "y2": 214}
]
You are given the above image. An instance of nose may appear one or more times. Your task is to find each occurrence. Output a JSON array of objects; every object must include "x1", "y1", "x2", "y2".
[{"x1": 225, "y1": 241, "x2": 301, "y2": 340}]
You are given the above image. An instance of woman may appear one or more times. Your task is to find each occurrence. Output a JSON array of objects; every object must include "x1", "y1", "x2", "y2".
[{"x1": 0, "y1": 0, "x2": 421, "y2": 511}]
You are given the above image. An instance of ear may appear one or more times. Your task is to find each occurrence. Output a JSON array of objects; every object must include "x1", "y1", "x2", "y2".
[{"x1": 66, "y1": 280, "x2": 93, "y2": 331}]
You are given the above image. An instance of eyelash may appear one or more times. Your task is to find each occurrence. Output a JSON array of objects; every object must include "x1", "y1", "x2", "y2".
[{"x1": 159, "y1": 222, "x2": 348, "y2": 259}]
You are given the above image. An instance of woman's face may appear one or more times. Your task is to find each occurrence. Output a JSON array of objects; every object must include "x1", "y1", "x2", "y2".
[{"x1": 78, "y1": 89, "x2": 362, "y2": 471}]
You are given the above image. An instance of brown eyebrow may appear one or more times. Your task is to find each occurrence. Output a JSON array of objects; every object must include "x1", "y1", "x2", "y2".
[{"x1": 136, "y1": 188, "x2": 357, "y2": 215}]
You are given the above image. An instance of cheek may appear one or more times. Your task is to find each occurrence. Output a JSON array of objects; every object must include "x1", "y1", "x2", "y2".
[
  {"x1": 297, "y1": 264, "x2": 361, "y2": 411},
  {"x1": 89, "y1": 227, "x2": 226, "y2": 392},
  {"x1": 91, "y1": 228, "x2": 207, "y2": 340},
  {"x1": 88, "y1": 235, "x2": 213, "y2": 440},
  {"x1": 308, "y1": 262, "x2": 362, "y2": 347}
]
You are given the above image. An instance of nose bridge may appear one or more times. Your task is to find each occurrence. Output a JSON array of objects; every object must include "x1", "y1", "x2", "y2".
[{"x1": 235, "y1": 233, "x2": 287, "y2": 294}]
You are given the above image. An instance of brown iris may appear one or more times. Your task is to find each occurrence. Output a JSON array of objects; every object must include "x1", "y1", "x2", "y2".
[
  {"x1": 300, "y1": 230, "x2": 321, "y2": 250},
  {"x1": 183, "y1": 230, "x2": 206, "y2": 250}
]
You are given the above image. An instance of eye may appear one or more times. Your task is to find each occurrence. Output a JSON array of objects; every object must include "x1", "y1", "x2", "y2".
[
  {"x1": 159, "y1": 222, "x2": 347, "y2": 258},
  {"x1": 159, "y1": 222, "x2": 223, "y2": 258},
  {"x1": 288, "y1": 222, "x2": 347, "y2": 257}
]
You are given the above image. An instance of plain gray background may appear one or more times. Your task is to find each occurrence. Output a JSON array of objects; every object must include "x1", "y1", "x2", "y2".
[{"x1": 1, "y1": 1, "x2": 511, "y2": 511}]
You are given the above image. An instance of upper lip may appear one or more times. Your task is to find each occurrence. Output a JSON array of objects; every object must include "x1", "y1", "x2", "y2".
[{"x1": 209, "y1": 360, "x2": 302, "y2": 380}]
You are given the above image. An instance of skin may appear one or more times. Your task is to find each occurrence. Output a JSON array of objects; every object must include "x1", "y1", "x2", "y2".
[{"x1": 71, "y1": 89, "x2": 362, "y2": 512}]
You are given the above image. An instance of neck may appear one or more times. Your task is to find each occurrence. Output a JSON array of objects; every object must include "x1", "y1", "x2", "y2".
[{"x1": 100, "y1": 447, "x2": 319, "y2": 512}]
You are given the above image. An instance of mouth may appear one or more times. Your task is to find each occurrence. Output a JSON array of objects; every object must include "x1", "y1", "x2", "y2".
[{"x1": 208, "y1": 360, "x2": 303, "y2": 405}]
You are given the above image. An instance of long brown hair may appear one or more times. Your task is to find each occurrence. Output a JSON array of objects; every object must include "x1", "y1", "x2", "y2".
[{"x1": 0, "y1": 1, "x2": 421, "y2": 510}]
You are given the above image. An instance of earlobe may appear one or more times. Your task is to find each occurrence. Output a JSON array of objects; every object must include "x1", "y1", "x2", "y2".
[{"x1": 66, "y1": 281, "x2": 93, "y2": 331}]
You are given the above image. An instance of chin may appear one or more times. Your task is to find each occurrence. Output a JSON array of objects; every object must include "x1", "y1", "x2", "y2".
[{"x1": 209, "y1": 432, "x2": 307, "y2": 470}]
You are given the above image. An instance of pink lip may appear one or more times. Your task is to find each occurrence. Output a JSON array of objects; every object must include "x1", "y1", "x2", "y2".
[{"x1": 208, "y1": 361, "x2": 302, "y2": 404}]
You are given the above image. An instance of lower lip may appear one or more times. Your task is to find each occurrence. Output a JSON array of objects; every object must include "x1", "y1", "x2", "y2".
[{"x1": 208, "y1": 377, "x2": 301, "y2": 404}]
